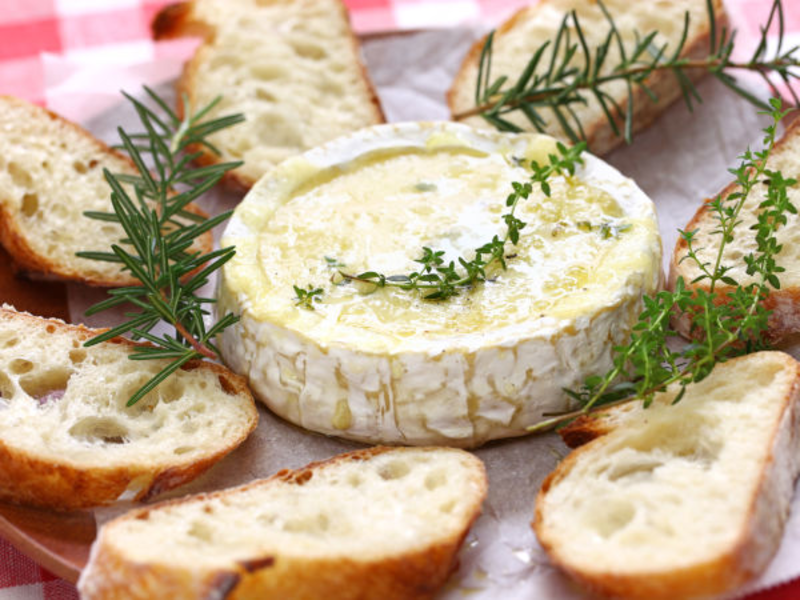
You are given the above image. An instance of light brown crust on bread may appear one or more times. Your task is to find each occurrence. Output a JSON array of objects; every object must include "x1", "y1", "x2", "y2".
[
  {"x1": 80, "y1": 447, "x2": 487, "y2": 600},
  {"x1": 447, "y1": 0, "x2": 726, "y2": 157},
  {"x1": 535, "y1": 352, "x2": 800, "y2": 600},
  {"x1": 669, "y1": 117, "x2": 800, "y2": 342},
  {"x1": 558, "y1": 398, "x2": 644, "y2": 448},
  {"x1": 0, "y1": 305, "x2": 257, "y2": 511},
  {"x1": 152, "y1": 0, "x2": 386, "y2": 191},
  {"x1": 557, "y1": 413, "x2": 614, "y2": 449},
  {"x1": 151, "y1": 2, "x2": 213, "y2": 41},
  {"x1": 0, "y1": 96, "x2": 214, "y2": 287},
  {"x1": 152, "y1": 2, "x2": 252, "y2": 190},
  {"x1": 445, "y1": 4, "x2": 530, "y2": 121}
]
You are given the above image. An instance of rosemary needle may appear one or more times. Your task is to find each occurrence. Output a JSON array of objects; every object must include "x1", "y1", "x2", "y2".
[
  {"x1": 78, "y1": 87, "x2": 245, "y2": 406},
  {"x1": 461, "y1": 0, "x2": 800, "y2": 145}
]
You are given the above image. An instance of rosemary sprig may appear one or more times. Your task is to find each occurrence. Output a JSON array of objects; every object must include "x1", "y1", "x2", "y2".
[
  {"x1": 325, "y1": 141, "x2": 585, "y2": 302},
  {"x1": 459, "y1": 0, "x2": 799, "y2": 145},
  {"x1": 530, "y1": 98, "x2": 797, "y2": 432},
  {"x1": 78, "y1": 87, "x2": 245, "y2": 406}
]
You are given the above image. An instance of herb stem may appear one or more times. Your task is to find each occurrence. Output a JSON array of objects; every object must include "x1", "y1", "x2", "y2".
[
  {"x1": 172, "y1": 318, "x2": 216, "y2": 359},
  {"x1": 79, "y1": 87, "x2": 245, "y2": 405},
  {"x1": 325, "y1": 141, "x2": 587, "y2": 302},
  {"x1": 467, "y1": 0, "x2": 799, "y2": 144},
  {"x1": 454, "y1": 58, "x2": 796, "y2": 122},
  {"x1": 531, "y1": 98, "x2": 797, "y2": 433}
]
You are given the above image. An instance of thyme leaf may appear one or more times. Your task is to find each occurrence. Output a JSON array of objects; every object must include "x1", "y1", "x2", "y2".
[
  {"x1": 315, "y1": 141, "x2": 586, "y2": 302},
  {"x1": 531, "y1": 98, "x2": 797, "y2": 432},
  {"x1": 294, "y1": 285, "x2": 324, "y2": 310}
]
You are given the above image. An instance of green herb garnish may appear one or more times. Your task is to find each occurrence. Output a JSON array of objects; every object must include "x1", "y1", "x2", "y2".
[
  {"x1": 530, "y1": 98, "x2": 797, "y2": 432},
  {"x1": 321, "y1": 141, "x2": 586, "y2": 301},
  {"x1": 78, "y1": 87, "x2": 245, "y2": 406},
  {"x1": 457, "y1": 0, "x2": 799, "y2": 145},
  {"x1": 294, "y1": 284, "x2": 324, "y2": 310}
]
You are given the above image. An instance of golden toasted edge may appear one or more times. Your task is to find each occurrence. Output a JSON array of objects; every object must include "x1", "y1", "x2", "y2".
[
  {"x1": 0, "y1": 96, "x2": 214, "y2": 287},
  {"x1": 558, "y1": 410, "x2": 625, "y2": 449},
  {"x1": 0, "y1": 304, "x2": 258, "y2": 511},
  {"x1": 152, "y1": 0, "x2": 386, "y2": 192},
  {"x1": 151, "y1": 2, "x2": 210, "y2": 41},
  {"x1": 79, "y1": 446, "x2": 487, "y2": 600},
  {"x1": 447, "y1": 0, "x2": 726, "y2": 157},
  {"x1": 669, "y1": 116, "x2": 800, "y2": 342},
  {"x1": 535, "y1": 351, "x2": 800, "y2": 600}
]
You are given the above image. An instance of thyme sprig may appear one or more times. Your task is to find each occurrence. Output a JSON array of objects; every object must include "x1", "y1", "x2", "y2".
[
  {"x1": 530, "y1": 98, "x2": 797, "y2": 432},
  {"x1": 458, "y1": 0, "x2": 799, "y2": 145},
  {"x1": 78, "y1": 87, "x2": 245, "y2": 406},
  {"x1": 326, "y1": 141, "x2": 585, "y2": 302}
]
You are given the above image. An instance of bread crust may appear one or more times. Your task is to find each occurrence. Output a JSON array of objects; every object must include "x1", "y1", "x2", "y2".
[
  {"x1": 669, "y1": 117, "x2": 800, "y2": 342},
  {"x1": 0, "y1": 305, "x2": 258, "y2": 511},
  {"x1": 79, "y1": 446, "x2": 488, "y2": 600},
  {"x1": 152, "y1": 0, "x2": 386, "y2": 191},
  {"x1": 447, "y1": 0, "x2": 726, "y2": 157},
  {"x1": 534, "y1": 352, "x2": 800, "y2": 599},
  {"x1": 0, "y1": 96, "x2": 214, "y2": 287}
]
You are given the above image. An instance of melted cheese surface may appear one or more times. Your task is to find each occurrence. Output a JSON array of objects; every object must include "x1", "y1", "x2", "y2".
[{"x1": 223, "y1": 127, "x2": 660, "y2": 353}]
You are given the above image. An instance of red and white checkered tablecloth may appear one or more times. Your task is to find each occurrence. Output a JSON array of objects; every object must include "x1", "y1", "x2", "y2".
[{"x1": 1, "y1": 0, "x2": 799, "y2": 598}]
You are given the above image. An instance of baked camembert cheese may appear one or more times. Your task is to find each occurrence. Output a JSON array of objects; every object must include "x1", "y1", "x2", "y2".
[{"x1": 218, "y1": 122, "x2": 661, "y2": 447}]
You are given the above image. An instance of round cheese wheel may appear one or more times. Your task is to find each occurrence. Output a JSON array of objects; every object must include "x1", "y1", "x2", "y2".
[{"x1": 218, "y1": 122, "x2": 661, "y2": 447}]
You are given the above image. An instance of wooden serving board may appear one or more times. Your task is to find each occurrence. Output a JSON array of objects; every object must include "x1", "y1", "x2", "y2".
[
  {"x1": 0, "y1": 502, "x2": 93, "y2": 584},
  {"x1": 3, "y1": 246, "x2": 800, "y2": 597},
  {"x1": 0, "y1": 247, "x2": 71, "y2": 322}
]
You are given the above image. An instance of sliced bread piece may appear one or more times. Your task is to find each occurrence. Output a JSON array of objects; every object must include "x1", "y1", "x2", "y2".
[
  {"x1": 448, "y1": 0, "x2": 725, "y2": 156},
  {"x1": 78, "y1": 446, "x2": 487, "y2": 600},
  {"x1": 534, "y1": 351, "x2": 800, "y2": 599},
  {"x1": 152, "y1": 0, "x2": 385, "y2": 190},
  {"x1": 0, "y1": 96, "x2": 213, "y2": 287},
  {"x1": 670, "y1": 119, "x2": 800, "y2": 342},
  {"x1": 0, "y1": 304, "x2": 258, "y2": 511}
]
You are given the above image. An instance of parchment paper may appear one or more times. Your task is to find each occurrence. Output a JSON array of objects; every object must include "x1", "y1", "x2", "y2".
[{"x1": 59, "y1": 28, "x2": 800, "y2": 598}]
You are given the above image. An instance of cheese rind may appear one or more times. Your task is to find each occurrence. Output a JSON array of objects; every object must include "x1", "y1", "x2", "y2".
[{"x1": 218, "y1": 122, "x2": 661, "y2": 447}]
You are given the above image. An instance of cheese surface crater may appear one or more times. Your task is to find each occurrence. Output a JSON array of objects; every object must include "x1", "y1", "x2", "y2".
[{"x1": 219, "y1": 122, "x2": 661, "y2": 446}]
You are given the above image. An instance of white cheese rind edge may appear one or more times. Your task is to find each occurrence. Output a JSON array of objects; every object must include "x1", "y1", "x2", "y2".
[{"x1": 218, "y1": 122, "x2": 662, "y2": 448}]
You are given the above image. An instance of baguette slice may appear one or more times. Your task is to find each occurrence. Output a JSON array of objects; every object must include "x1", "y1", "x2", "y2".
[
  {"x1": 0, "y1": 304, "x2": 258, "y2": 511},
  {"x1": 670, "y1": 119, "x2": 800, "y2": 342},
  {"x1": 78, "y1": 446, "x2": 487, "y2": 600},
  {"x1": 153, "y1": 0, "x2": 385, "y2": 190},
  {"x1": 0, "y1": 96, "x2": 213, "y2": 287},
  {"x1": 534, "y1": 351, "x2": 800, "y2": 600},
  {"x1": 448, "y1": 0, "x2": 725, "y2": 156}
]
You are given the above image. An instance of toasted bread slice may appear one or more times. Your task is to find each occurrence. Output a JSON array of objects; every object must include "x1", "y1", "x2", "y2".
[
  {"x1": 78, "y1": 446, "x2": 487, "y2": 600},
  {"x1": 0, "y1": 305, "x2": 258, "y2": 511},
  {"x1": 0, "y1": 96, "x2": 213, "y2": 287},
  {"x1": 448, "y1": 0, "x2": 725, "y2": 156},
  {"x1": 152, "y1": 0, "x2": 385, "y2": 190},
  {"x1": 535, "y1": 351, "x2": 800, "y2": 599},
  {"x1": 670, "y1": 119, "x2": 800, "y2": 342}
]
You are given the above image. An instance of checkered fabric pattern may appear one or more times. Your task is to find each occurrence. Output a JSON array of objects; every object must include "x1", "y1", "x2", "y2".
[
  {"x1": 0, "y1": 0, "x2": 532, "y2": 107},
  {"x1": 0, "y1": 0, "x2": 799, "y2": 598},
  {"x1": 0, "y1": 536, "x2": 78, "y2": 599}
]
